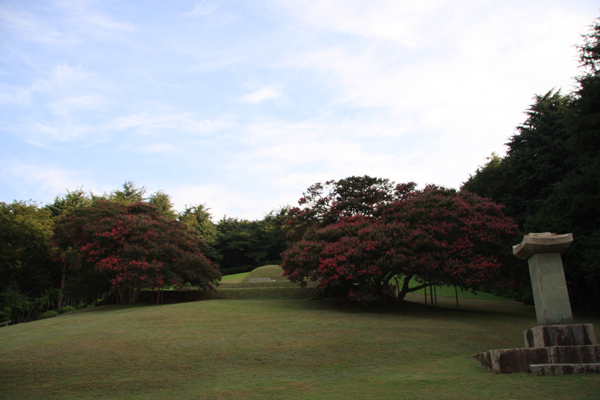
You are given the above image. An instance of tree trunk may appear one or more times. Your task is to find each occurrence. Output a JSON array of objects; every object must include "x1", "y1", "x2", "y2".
[{"x1": 58, "y1": 263, "x2": 66, "y2": 310}]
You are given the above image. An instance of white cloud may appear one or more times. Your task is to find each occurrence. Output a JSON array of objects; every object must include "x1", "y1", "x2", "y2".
[
  {"x1": 110, "y1": 113, "x2": 232, "y2": 135},
  {"x1": 183, "y1": 1, "x2": 218, "y2": 17},
  {"x1": 0, "y1": 160, "x2": 101, "y2": 203},
  {"x1": 137, "y1": 143, "x2": 176, "y2": 153},
  {"x1": 0, "y1": 7, "x2": 76, "y2": 44},
  {"x1": 20, "y1": 121, "x2": 93, "y2": 145},
  {"x1": 240, "y1": 87, "x2": 281, "y2": 104},
  {"x1": 169, "y1": 184, "x2": 274, "y2": 220},
  {"x1": 49, "y1": 95, "x2": 104, "y2": 116}
]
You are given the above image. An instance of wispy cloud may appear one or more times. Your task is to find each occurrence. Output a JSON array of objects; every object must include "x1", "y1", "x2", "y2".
[
  {"x1": 19, "y1": 121, "x2": 95, "y2": 146},
  {"x1": 183, "y1": 1, "x2": 218, "y2": 17},
  {"x1": 49, "y1": 95, "x2": 104, "y2": 116},
  {"x1": 0, "y1": 160, "x2": 96, "y2": 202},
  {"x1": 0, "y1": 7, "x2": 76, "y2": 44},
  {"x1": 240, "y1": 87, "x2": 281, "y2": 104},
  {"x1": 110, "y1": 113, "x2": 232, "y2": 135},
  {"x1": 137, "y1": 143, "x2": 176, "y2": 153}
]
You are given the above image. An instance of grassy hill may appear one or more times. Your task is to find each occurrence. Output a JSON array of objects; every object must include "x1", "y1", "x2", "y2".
[
  {"x1": 217, "y1": 265, "x2": 315, "y2": 300},
  {"x1": 0, "y1": 294, "x2": 599, "y2": 399}
]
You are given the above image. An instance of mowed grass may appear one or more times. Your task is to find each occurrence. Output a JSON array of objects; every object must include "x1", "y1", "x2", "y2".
[{"x1": 1, "y1": 295, "x2": 599, "y2": 400}]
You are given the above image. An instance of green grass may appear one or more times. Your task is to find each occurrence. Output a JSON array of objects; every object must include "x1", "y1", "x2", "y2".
[
  {"x1": 220, "y1": 272, "x2": 250, "y2": 283},
  {"x1": 239, "y1": 264, "x2": 286, "y2": 283},
  {"x1": 401, "y1": 278, "x2": 508, "y2": 301},
  {"x1": 0, "y1": 295, "x2": 599, "y2": 399}
]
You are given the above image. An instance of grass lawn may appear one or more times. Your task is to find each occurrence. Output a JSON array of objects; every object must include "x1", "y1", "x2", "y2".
[
  {"x1": 220, "y1": 266, "x2": 508, "y2": 302},
  {"x1": 0, "y1": 293, "x2": 599, "y2": 399}
]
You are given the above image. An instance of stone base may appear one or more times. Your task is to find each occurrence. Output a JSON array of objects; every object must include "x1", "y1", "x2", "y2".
[
  {"x1": 530, "y1": 363, "x2": 600, "y2": 376},
  {"x1": 524, "y1": 324, "x2": 597, "y2": 348},
  {"x1": 470, "y1": 345, "x2": 600, "y2": 373}
]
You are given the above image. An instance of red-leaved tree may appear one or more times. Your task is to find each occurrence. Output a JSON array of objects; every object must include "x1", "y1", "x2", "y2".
[
  {"x1": 52, "y1": 201, "x2": 220, "y2": 304},
  {"x1": 281, "y1": 179, "x2": 524, "y2": 304}
]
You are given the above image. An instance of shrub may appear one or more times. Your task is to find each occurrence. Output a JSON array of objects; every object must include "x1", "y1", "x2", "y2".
[
  {"x1": 58, "y1": 306, "x2": 75, "y2": 314},
  {"x1": 521, "y1": 292, "x2": 535, "y2": 305},
  {"x1": 40, "y1": 310, "x2": 59, "y2": 319}
]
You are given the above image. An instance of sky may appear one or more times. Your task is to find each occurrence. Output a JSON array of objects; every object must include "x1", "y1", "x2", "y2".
[{"x1": 1, "y1": 1, "x2": 598, "y2": 220}]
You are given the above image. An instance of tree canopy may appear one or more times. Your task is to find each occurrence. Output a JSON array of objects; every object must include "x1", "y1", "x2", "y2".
[
  {"x1": 52, "y1": 201, "x2": 220, "y2": 304},
  {"x1": 282, "y1": 178, "x2": 522, "y2": 304}
]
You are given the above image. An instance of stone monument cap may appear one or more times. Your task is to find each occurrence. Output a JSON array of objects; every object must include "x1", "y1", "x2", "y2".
[{"x1": 513, "y1": 232, "x2": 573, "y2": 260}]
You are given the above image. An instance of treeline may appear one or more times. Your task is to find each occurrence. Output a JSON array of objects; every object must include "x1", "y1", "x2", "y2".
[
  {"x1": 462, "y1": 18, "x2": 600, "y2": 309},
  {"x1": 0, "y1": 182, "x2": 288, "y2": 323}
]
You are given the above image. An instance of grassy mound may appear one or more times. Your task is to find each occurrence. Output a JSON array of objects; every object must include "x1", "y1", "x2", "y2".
[
  {"x1": 217, "y1": 265, "x2": 314, "y2": 300},
  {"x1": 239, "y1": 264, "x2": 286, "y2": 283},
  {"x1": 0, "y1": 298, "x2": 598, "y2": 399}
]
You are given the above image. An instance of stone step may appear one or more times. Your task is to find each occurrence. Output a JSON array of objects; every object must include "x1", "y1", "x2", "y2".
[
  {"x1": 470, "y1": 345, "x2": 600, "y2": 373},
  {"x1": 530, "y1": 363, "x2": 600, "y2": 376}
]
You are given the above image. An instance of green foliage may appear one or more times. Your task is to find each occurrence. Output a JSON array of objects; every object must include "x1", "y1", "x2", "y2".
[
  {"x1": 148, "y1": 190, "x2": 178, "y2": 220},
  {"x1": 45, "y1": 188, "x2": 92, "y2": 218},
  {"x1": 179, "y1": 204, "x2": 217, "y2": 244},
  {"x1": 58, "y1": 306, "x2": 75, "y2": 314},
  {"x1": 213, "y1": 207, "x2": 289, "y2": 274},
  {"x1": 109, "y1": 181, "x2": 147, "y2": 204},
  {"x1": 40, "y1": 310, "x2": 59, "y2": 319},
  {"x1": 0, "y1": 307, "x2": 11, "y2": 322},
  {"x1": 0, "y1": 201, "x2": 55, "y2": 294},
  {"x1": 0, "y1": 201, "x2": 58, "y2": 323}
]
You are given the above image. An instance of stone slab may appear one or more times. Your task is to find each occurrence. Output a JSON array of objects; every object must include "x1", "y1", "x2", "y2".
[
  {"x1": 528, "y1": 252, "x2": 573, "y2": 325},
  {"x1": 530, "y1": 363, "x2": 600, "y2": 376},
  {"x1": 513, "y1": 232, "x2": 573, "y2": 260},
  {"x1": 550, "y1": 345, "x2": 600, "y2": 364},
  {"x1": 524, "y1": 324, "x2": 598, "y2": 348},
  {"x1": 470, "y1": 348, "x2": 550, "y2": 374},
  {"x1": 470, "y1": 345, "x2": 600, "y2": 373}
]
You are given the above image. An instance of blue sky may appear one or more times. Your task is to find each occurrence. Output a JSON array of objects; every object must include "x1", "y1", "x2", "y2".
[{"x1": 1, "y1": 1, "x2": 598, "y2": 220}]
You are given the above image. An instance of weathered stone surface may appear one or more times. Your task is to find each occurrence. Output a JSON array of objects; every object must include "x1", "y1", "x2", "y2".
[
  {"x1": 528, "y1": 252, "x2": 573, "y2": 325},
  {"x1": 513, "y1": 232, "x2": 573, "y2": 260},
  {"x1": 470, "y1": 348, "x2": 550, "y2": 373},
  {"x1": 550, "y1": 345, "x2": 600, "y2": 364},
  {"x1": 524, "y1": 324, "x2": 598, "y2": 348},
  {"x1": 470, "y1": 345, "x2": 600, "y2": 373},
  {"x1": 530, "y1": 363, "x2": 600, "y2": 376}
]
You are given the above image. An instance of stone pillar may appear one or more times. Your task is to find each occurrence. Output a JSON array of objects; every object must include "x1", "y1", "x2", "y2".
[{"x1": 513, "y1": 233, "x2": 574, "y2": 326}]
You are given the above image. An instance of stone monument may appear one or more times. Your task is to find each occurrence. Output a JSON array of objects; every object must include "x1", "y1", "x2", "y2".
[
  {"x1": 470, "y1": 233, "x2": 600, "y2": 375},
  {"x1": 513, "y1": 232, "x2": 574, "y2": 326}
]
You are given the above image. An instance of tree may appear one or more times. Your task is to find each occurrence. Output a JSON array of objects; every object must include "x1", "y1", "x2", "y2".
[
  {"x1": 52, "y1": 201, "x2": 220, "y2": 304},
  {"x1": 281, "y1": 181, "x2": 522, "y2": 304},
  {"x1": 109, "y1": 181, "x2": 146, "y2": 204},
  {"x1": 286, "y1": 176, "x2": 401, "y2": 241},
  {"x1": 179, "y1": 204, "x2": 217, "y2": 243},
  {"x1": 45, "y1": 187, "x2": 92, "y2": 218},
  {"x1": 0, "y1": 201, "x2": 58, "y2": 322},
  {"x1": 462, "y1": 90, "x2": 572, "y2": 229},
  {"x1": 45, "y1": 188, "x2": 93, "y2": 308},
  {"x1": 213, "y1": 207, "x2": 290, "y2": 275},
  {"x1": 148, "y1": 190, "x2": 178, "y2": 220}
]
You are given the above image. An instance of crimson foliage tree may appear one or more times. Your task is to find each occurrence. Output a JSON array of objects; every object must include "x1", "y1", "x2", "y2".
[
  {"x1": 52, "y1": 201, "x2": 220, "y2": 304},
  {"x1": 281, "y1": 179, "x2": 523, "y2": 304},
  {"x1": 285, "y1": 176, "x2": 402, "y2": 241}
]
